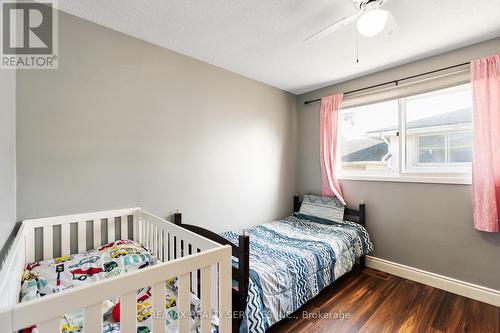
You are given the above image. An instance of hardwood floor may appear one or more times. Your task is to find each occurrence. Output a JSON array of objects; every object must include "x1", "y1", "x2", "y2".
[{"x1": 268, "y1": 268, "x2": 500, "y2": 333}]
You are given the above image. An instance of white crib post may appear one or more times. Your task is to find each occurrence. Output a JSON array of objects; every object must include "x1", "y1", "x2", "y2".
[
  {"x1": 85, "y1": 303, "x2": 103, "y2": 333},
  {"x1": 0, "y1": 310, "x2": 12, "y2": 332},
  {"x1": 25, "y1": 227, "x2": 35, "y2": 262},
  {"x1": 37, "y1": 317, "x2": 61, "y2": 333},
  {"x1": 211, "y1": 264, "x2": 218, "y2": 320},
  {"x1": 121, "y1": 291, "x2": 137, "y2": 333},
  {"x1": 219, "y1": 247, "x2": 232, "y2": 332},
  {"x1": 151, "y1": 282, "x2": 166, "y2": 333},
  {"x1": 201, "y1": 265, "x2": 212, "y2": 333},
  {"x1": 178, "y1": 272, "x2": 191, "y2": 332}
]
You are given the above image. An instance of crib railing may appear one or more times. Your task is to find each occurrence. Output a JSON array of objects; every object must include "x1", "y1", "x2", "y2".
[
  {"x1": 10, "y1": 245, "x2": 232, "y2": 333},
  {"x1": 138, "y1": 211, "x2": 223, "y2": 305},
  {"x1": 0, "y1": 208, "x2": 232, "y2": 332},
  {"x1": 0, "y1": 223, "x2": 27, "y2": 312},
  {"x1": 23, "y1": 207, "x2": 141, "y2": 262}
]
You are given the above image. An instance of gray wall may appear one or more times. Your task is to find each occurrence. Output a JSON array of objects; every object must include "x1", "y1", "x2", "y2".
[
  {"x1": 297, "y1": 38, "x2": 500, "y2": 290},
  {"x1": 16, "y1": 11, "x2": 297, "y2": 233},
  {"x1": 0, "y1": 70, "x2": 17, "y2": 251}
]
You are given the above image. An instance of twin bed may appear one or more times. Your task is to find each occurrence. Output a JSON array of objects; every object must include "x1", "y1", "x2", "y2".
[
  {"x1": 176, "y1": 194, "x2": 373, "y2": 333},
  {"x1": 0, "y1": 195, "x2": 372, "y2": 333}
]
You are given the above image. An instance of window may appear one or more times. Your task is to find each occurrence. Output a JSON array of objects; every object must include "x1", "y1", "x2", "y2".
[
  {"x1": 405, "y1": 84, "x2": 472, "y2": 173},
  {"x1": 412, "y1": 132, "x2": 472, "y2": 166},
  {"x1": 338, "y1": 83, "x2": 472, "y2": 183},
  {"x1": 417, "y1": 134, "x2": 446, "y2": 164},
  {"x1": 339, "y1": 100, "x2": 399, "y2": 172}
]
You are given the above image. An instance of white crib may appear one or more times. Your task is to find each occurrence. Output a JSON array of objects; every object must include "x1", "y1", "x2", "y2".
[{"x1": 0, "y1": 207, "x2": 232, "y2": 333}]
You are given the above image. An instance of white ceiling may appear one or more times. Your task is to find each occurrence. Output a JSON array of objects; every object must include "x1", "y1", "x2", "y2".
[{"x1": 58, "y1": 0, "x2": 500, "y2": 95}]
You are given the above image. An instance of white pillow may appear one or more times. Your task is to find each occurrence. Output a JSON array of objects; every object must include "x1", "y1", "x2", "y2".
[{"x1": 298, "y1": 194, "x2": 345, "y2": 224}]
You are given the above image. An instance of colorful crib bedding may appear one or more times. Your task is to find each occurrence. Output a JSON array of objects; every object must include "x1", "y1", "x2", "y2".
[
  {"x1": 222, "y1": 215, "x2": 373, "y2": 333},
  {"x1": 20, "y1": 239, "x2": 217, "y2": 333}
]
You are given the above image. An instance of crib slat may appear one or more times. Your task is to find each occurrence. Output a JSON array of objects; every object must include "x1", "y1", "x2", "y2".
[
  {"x1": 37, "y1": 317, "x2": 61, "y2": 333},
  {"x1": 201, "y1": 266, "x2": 212, "y2": 333},
  {"x1": 149, "y1": 224, "x2": 154, "y2": 250},
  {"x1": 143, "y1": 221, "x2": 148, "y2": 248},
  {"x1": 169, "y1": 233, "x2": 174, "y2": 261},
  {"x1": 149, "y1": 223, "x2": 154, "y2": 250},
  {"x1": 153, "y1": 226, "x2": 158, "y2": 258},
  {"x1": 25, "y1": 227, "x2": 35, "y2": 262},
  {"x1": 43, "y1": 226, "x2": 53, "y2": 260},
  {"x1": 191, "y1": 268, "x2": 198, "y2": 297},
  {"x1": 160, "y1": 229, "x2": 165, "y2": 261},
  {"x1": 176, "y1": 236, "x2": 182, "y2": 259},
  {"x1": 152, "y1": 281, "x2": 166, "y2": 333},
  {"x1": 138, "y1": 216, "x2": 144, "y2": 243},
  {"x1": 85, "y1": 303, "x2": 102, "y2": 333},
  {"x1": 150, "y1": 225, "x2": 154, "y2": 254},
  {"x1": 121, "y1": 291, "x2": 136, "y2": 333},
  {"x1": 190, "y1": 243, "x2": 198, "y2": 295},
  {"x1": 211, "y1": 264, "x2": 218, "y2": 315},
  {"x1": 133, "y1": 215, "x2": 139, "y2": 242},
  {"x1": 148, "y1": 224, "x2": 155, "y2": 253},
  {"x1": 154, "y1": 226, "x2": 160, "y2": 258},
  {"x1": 107, "y1": 217, "x2": 115, "y2": 243},
  {"x1": 120, "y1": 215, "x2": 128, "y2": 240},
  {"x1": 78, "y1": 221, "x2": 86, "y2": 253},
  {"x1": 93, "y1": 219, "x2": 101, "y2": 248},
  {"x1": 157, "y1": 227, "x2": 161, "y2": 259},
  {"x1": 178, "y1": 273, "x2": 191, "y2": 333},
  {"x1": 61, "y1": 223, "x2": 70, "y2": 257}
]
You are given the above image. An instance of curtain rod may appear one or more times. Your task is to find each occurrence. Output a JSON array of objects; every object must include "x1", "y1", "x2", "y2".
[{"x1": 303, "y1": 62, "x2": 470, "y2": 105}]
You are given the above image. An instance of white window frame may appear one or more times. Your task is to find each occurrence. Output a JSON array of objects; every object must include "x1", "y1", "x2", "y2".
[
  {"x1": 408, "y1": 131, "x2": 472, "y2": 170},
  {"x1": 336, "y1": 66, "x2": 472, "y2": 185}
]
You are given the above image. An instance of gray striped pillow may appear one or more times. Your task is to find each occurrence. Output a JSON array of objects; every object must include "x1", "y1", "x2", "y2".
[{"x1": 298, "y1": 194, "x2": 345, "y2": 224}]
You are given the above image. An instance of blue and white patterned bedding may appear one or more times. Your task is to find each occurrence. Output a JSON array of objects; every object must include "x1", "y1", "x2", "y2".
[{"x1": 222, "y1": 215, "x2": 373, "y2": 333}]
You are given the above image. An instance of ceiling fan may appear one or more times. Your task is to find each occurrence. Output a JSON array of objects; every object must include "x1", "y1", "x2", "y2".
[{"x1": 305, "y1": 0, "x2": 396, "y2": 42}]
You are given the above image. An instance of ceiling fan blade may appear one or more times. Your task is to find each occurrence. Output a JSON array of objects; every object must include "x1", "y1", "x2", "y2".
[
  {"x1": 379, "y1": 0, "x2": 391, "y2": 8},
  {"x1": 384, "y1": 10, "x2": 399, "y2": 37},
  {"x1": 305, "y1": 14, "x2": 360, "y2": 42}
]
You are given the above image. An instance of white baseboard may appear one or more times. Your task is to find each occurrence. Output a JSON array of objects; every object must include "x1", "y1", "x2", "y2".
[{"x1": 365, "y1": 255, "x2": 500, "y2": 307}]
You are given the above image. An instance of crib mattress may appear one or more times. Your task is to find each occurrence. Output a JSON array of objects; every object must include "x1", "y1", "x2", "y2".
[{"x1": 20, "y1": 239, "x2": 217, "y2": 333}]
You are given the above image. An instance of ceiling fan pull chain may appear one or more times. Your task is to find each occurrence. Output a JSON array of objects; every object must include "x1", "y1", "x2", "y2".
[{"x1": 356, "y1": 29, "x2": 360, "y2": 63}]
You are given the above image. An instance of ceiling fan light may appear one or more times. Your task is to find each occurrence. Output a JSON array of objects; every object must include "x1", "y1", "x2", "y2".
[{"x1": 357, "y1": 9, "x2": 388, "y2": 37}]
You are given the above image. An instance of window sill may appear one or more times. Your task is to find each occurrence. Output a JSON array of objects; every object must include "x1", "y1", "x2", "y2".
[{"x1": 337, "y1": 174, "x2": 472, "y2": 185}]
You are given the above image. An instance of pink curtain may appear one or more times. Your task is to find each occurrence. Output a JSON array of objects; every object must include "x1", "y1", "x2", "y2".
[
  {"x1": 471, "y1": 54, "x2": 500, "y2": 232},
  {"x1": 320, "y1": 94, "x2": 346, "y2": 205}
]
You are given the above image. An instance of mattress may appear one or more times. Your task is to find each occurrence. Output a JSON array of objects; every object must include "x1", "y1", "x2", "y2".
[
  {"x1": 222, "y1": 215, "x2": 373, "y2": 333},
  {"x1": 19, "y1": 239, "x2": 218, "y2": 333}
]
